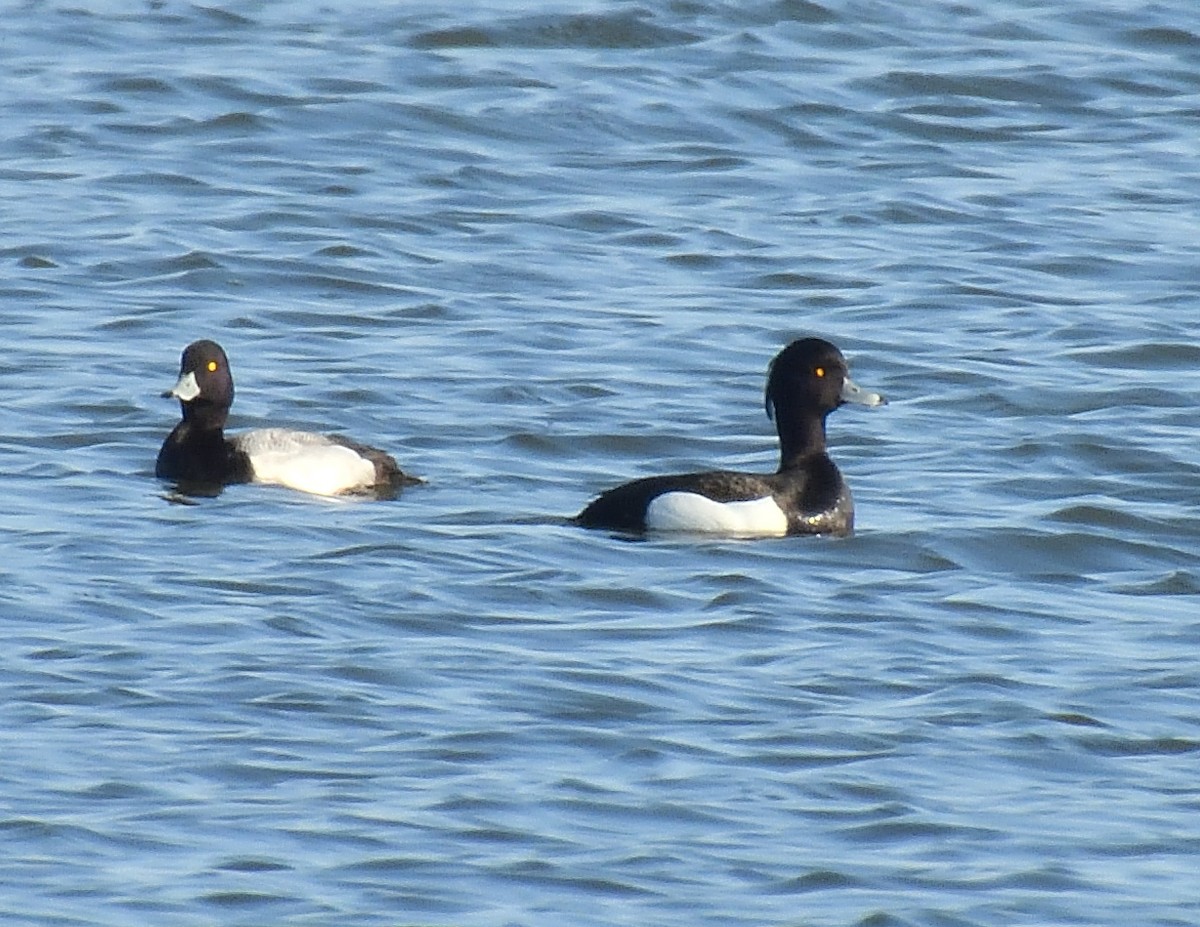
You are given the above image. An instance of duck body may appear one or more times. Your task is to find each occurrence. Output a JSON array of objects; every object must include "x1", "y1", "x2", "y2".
[
  {"x1": 575, "y1": 338, "x2": 884, "y2": 537},
  {"x1": 155, "y1": 340, "x2": 417, "y2": 498},
  {"x1": 576, "y1": 462, "x2": 851, "y2": 538},
  {"x1": 155, "y1": 418, "x2": 254, "y2": 487}
]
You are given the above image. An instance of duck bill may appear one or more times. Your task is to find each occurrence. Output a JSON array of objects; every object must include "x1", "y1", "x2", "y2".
[
  {"x1": 840, "y1": 376, "x2": 886, "y2": 407},
  {"x1": 163, "y1": 370, "x2": 201, "y2": 402}
]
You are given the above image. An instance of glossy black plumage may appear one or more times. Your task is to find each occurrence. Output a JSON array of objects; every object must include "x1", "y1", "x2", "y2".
[{"x1": 576, "y1": 338, "x2": 885, "y2": 537}]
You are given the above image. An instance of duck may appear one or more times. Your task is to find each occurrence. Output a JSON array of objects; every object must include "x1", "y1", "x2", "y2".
[
  {"x1": 155, "y1": 339, "x2": 419, "y2": 498},
  {"x1": 575, "y1": 337, "x2": 885, "y2": 537}
]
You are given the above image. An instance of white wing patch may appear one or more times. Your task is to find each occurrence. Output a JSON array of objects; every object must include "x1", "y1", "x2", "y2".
[
  {"x1": 236, "y1": 428, "x2": 375, "y2": 496},
  {"x1": 645, "y1": 492, "x2": 788, "y2": 537}
]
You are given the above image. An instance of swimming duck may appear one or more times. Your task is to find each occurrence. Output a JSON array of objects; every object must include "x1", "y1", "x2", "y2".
[
  {"x1": 575, "y1": 337, "x2": 885, "y2": 536},
  {"x1": 155, "y1": 339, "x2": 418, "y2": 498}
]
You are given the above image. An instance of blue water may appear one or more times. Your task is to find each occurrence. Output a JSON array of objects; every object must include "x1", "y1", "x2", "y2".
[{"x1": 3, "y1": 2, "x2": 1199, "y2": 925}]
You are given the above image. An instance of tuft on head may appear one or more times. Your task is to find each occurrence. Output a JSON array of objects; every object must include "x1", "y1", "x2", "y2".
[{"x1": 765, "y1": 337, "x2": 846, "y2": 420}]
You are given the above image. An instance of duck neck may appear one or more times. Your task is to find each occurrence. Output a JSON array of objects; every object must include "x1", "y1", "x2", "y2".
[
  {"x1": 180, "y1": 399, "x2": 229, "y2": 435},
  {"x1": 775, "y1": 407, "x2": 830, "y2": 472}
]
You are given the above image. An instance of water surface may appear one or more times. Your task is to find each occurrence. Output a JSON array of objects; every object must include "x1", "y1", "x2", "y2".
[{"x1": 2, "y1": 2, "x2": 1198, "y2": 925}]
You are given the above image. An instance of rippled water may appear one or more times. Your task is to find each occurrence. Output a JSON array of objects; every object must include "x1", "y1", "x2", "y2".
[{"x1": 3, "y1": 2, "x2": 1199, "y2": 925}]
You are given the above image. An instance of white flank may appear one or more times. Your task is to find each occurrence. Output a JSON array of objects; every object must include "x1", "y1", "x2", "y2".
[
  {"x1": 236, "y1": 428, "x2": 375, "y2": 496},
  {"x1": 645, "y1": 492, "x2": 788, "y2": 537}
]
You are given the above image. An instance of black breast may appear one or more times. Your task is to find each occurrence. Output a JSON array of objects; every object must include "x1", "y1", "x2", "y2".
[{"x1": 155, "y1": 423, "x2": 252, "y2": 485}]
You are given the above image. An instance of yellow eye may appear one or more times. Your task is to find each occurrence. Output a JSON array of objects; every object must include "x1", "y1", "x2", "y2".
[
  {"x1": 207, "y1": 361, "x2": 218, "y2": 372},
  {"x1": 815, "y1": 366, "x2": 825, "y2": 378}
]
